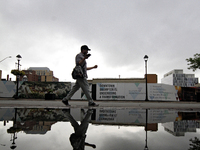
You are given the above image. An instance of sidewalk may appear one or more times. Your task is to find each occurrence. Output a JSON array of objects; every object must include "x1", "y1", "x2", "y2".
[{"x1": 0, "y1": 98, "x2": 200, "y2": 110}]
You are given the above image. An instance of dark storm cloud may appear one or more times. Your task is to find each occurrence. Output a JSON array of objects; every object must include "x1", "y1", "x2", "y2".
[{"x1": 1, "y1": 0, "x2": 200, "y2": 81}]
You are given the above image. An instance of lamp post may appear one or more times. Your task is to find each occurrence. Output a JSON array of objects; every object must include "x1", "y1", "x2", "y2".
[
  {"x1": 144, "y1": 55, "x2": 148, "y2": 101},
  {"x1": 10, "y1": 108, "x2": 17, "y2": 149},
  {"x1": 15, "y1": 55, "x2": 22, "y2": 99},
  {"x1": 0, "y1": 56, "x2": 11, "y2": 63}
]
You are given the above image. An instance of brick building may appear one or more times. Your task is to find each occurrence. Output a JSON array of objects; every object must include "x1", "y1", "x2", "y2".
[{"x1": 19, "y1": 67, "x2": 59, "y2": 82}]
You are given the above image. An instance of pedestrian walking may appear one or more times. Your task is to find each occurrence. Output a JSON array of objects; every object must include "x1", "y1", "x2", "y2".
[{"x1": 62, "y1": 45, "x2": 99, "y2": 106}]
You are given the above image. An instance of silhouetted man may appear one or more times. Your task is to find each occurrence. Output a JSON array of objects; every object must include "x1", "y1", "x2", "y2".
[
  {"x1": 62, "y1": 45, "x2": 98, "y2": 107},
  {"x1": 63, "y1": 109, "x2": 96, "y2": 150}
]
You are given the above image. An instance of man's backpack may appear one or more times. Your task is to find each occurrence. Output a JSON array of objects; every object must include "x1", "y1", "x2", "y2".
[{"x1": 72, "y1": 65, "x2": 84, "y2": 79}]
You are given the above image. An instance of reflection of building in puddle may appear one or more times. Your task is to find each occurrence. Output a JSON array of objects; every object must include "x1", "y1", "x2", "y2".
[
  {"x1": 1, "y1": 108, "x2": 200, "y2": 136},
  {"x1": 163, "y1": 120, "x2": 200, "y2": 136},
  {"x1": 14, "y1": 109, "x2": 64, "y2": 134},
  {"x1": 2, "y1": 108, "x2": 84, "y2": 135},
  {"x1": 16, "y1": 121, "x2": 57, "y2": 134},
  {"x1": 162, "y1": 112, "x2": 200, "y2": 136},
  {"x1": 145, "y1": 123, "x2": 158, "y2": 132},
  {"x1": 91, "y1": 108, "x2": 178, "y2": 132}
]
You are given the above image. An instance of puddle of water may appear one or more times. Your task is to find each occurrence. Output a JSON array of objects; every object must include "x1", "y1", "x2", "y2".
[{"x1": 0, "y1": 108, "x2": 200, "y2": 150}]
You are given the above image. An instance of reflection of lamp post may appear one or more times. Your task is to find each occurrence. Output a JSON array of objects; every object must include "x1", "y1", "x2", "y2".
[
  {"x1": 144, "y1": 109, "x2": 149, "y2": 150},
  {"x1": 10, "y1": 108, "x2": 18, "y2": 149},
  {"x1": 0, "y1": 56, "x2": 11, "y2": 63},
  {"x1": 15, "y1": 55, "x2": 22, "y2": 99},
  {"x1": 144, "y1": 55, "x2": 148, "y2": 101},
  {"x1": 10, "y1": 132, "x2": 17, "y2": 149}
]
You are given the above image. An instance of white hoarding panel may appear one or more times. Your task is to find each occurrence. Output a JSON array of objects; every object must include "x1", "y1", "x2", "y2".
[
  {"x1": 0, "y1": 81, "x2": 16, "y2": 97},
  {"x1": 96, "y1": 83, "x2": 179, "y2": 101},
  {"x1": 148, "y1": 84, "x2": 179, "y2": 101}
]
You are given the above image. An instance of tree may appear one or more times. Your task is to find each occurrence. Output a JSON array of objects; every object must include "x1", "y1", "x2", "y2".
[
  {"x1": 189, "y1": 137, "x2": 200, "y2": 150},
  {"x1": 186, "y1": 53, "x2": 200, "y2": 71}
]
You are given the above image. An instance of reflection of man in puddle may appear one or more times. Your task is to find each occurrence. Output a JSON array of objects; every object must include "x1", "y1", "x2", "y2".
[{"x1": 63, "y1": 109, "x2": 96, "y2": 150}]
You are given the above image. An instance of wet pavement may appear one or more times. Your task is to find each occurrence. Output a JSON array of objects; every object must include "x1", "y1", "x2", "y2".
[
  {"x1": 1, "y1": 99, "x2": 200, "y2": 150},
  {"x1": 0, "y1": 98, "x2": 200, "y2": 110}
]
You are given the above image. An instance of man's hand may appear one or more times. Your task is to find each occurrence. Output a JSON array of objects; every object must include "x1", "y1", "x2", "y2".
[
  {"x1": 84, "y1": 54, "x2": 91, "y2": 59},
  {"x1": 84, "y1": 55, "x2": 89, "y2": 59},
  {"x1": 93, "y1": 65, "x2": 98, "y2": 69}
]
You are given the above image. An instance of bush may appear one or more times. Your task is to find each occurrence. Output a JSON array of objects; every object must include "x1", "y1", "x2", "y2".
[{"x1": 11, "y1": 69, "x2": 25, "y2": 76}]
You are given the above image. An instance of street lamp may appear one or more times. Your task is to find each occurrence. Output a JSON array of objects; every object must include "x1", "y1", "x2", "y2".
[
  {"x1": 144, "y1": 55, "x2": 148, "y2": 101},
  {"x1": 0, "y1": 56, "x2": 11, "y2": 63},
  {"x1": 15, "y1": 55, "x2": 22, "y2": 99}
]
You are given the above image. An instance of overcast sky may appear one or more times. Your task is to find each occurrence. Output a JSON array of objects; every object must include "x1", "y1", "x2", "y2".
[{"x1": 1, "y1": 0, "x2": 200, "y2": 82}]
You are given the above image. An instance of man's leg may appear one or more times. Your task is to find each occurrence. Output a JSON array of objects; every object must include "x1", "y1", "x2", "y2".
[
  {"x1": 63, "y1": 110, "x2": 79, "y2": 132},
  {"x1": 77, "y1": 78, "x2": 98, "y2": 106},
  {"x1": 62, "y1": 80, "x2": 80, "y2": 105},
  {"x1": 76, "y1": 109, "x2": 93, "y2": 135}
]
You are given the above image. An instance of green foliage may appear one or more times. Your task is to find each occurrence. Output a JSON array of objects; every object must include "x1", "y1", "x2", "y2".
[
  {"x1": 11, "y1": 69, "x2": 25, "y2": 76},
  {"x1": 7, "y1": 127, "x2": 22, "y2": 133},
  {"x1": 47, "y1": 89, "x2": 54, "y2": 94},
  {"x1": 186, "y1": 53, "x2": 200, "y2": 71},
  {"x1": 28, "y1": 93, "x2": 44, "y2": 99},
  {"x1": 189, "y1": 137, "x2": 200, "y2": 150}
]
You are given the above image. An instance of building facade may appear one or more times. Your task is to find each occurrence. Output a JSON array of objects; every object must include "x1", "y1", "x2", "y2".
[
  {"x1": 161, "y1": 69, "x2": 198, "y2": 87},
  {"x1": 20, "y1": 70, "x2": 38, "y2": 81},
  {"x1": 19, "y1": 67, "x2": 59, "y2": 82},
  {"x1": 91, "y1": 74, "x2": 158, "y2": 84}
]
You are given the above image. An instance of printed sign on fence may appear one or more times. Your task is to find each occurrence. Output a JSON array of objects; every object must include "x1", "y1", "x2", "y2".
[{"x1": 96, "y1": 83, "x2": 179, "y2": 101}]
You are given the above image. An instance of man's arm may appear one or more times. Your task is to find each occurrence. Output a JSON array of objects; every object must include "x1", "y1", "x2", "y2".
[
  {"x1": 87, "y1": 65, "x2": 98, "y2": 70},
  {"x1": 85, "y1": 142, "x2": 96, "y2": 148},
  {"x1": 78, "y1": 56, "x2": 87, "y2": 66}
]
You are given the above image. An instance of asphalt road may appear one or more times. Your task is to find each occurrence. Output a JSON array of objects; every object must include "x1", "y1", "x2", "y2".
[{"x1": 0, "y1": 98, "x2": 200, "y2": 110}]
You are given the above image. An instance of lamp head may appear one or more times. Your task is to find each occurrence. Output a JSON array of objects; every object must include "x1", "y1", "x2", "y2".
[
  {"x1": 144, "y1": 55, "x2": 148, "y2": 61},
  {"x1": 16, "y1": 55, "x2": 22, "y2": 61}
]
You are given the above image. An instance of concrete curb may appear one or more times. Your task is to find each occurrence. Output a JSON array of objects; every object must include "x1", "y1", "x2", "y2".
[{"x1": 0, "y1": 99, "x2": 200, "y2": 110}]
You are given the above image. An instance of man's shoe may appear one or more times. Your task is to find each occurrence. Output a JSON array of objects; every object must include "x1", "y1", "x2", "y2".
[
  {"x1": 62, "y1": 99, "x2": 70, "y2": 106},
  {"x1": 89, "y1": 102, "x2": 99, "y2": 107}
]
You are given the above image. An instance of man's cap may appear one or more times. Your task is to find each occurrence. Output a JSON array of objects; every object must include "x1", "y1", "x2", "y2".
[{"x1": 81, "y1": 45, "x2": 91, "y2": 51}]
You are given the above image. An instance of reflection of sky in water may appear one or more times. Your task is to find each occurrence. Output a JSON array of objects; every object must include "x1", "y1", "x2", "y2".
[
  {"x1": 0, "y1": 108, "x2": 200, "y2": 150},
  {"x1": 1, "y1": 121, "x2": 200, "y2": 150}
]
